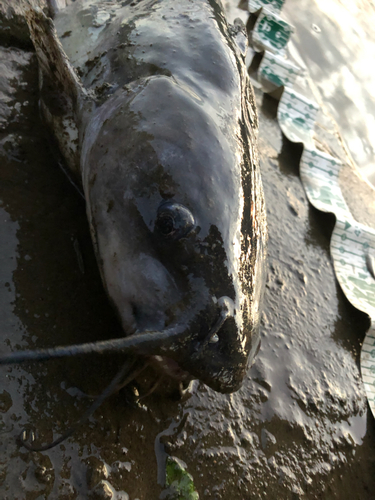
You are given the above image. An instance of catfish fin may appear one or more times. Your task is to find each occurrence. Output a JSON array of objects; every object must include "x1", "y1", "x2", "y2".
[
  {"x1": 230, "y1": 18, "x2": 248, "y2": 57},
  {"x1": 26, "y1": 7, "x2": 88, "y2": 179}
]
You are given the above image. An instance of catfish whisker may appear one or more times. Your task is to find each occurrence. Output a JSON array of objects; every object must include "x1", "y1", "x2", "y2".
[
  {"x1": 0, "y1": 326, "x2": 188, "y2": 366},
  {"x1": 19, "y1": 357, "x2": 138, "y2": 452},
  {"x1": 137, "y1": 374, "x2": 165, "y2": 401}
]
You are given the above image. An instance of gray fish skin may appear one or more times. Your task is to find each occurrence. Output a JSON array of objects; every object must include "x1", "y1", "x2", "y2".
[{"x1": 27, "y1": 0, "x2": 267, "y2": 393}]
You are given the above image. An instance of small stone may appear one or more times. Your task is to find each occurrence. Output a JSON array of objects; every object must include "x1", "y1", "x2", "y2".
[
  {"x1": 295, "y1": 269, "x2": 307, "y2": 285},
  {"x1": 112, "y1": 461, "x2": 131, "y2": 473},
  {"x1": 240, "y1": 430, "x2": 255, "y2": 449},
  {"x1": 209, "y1": 333, "x2": 219, "y2": 343},
  {"x1": 88, "y1": 480, "x2": 129, "y2": 500},
  {"x1": 261, "y1": 429, "x2": 277, "y2": 450},
  {"x1": 35, "y1": 465, "x2": 53, "y2": 485},
  {"x1": 267, "y1": 456, "x2": 277, "y2": 469},
  {"x1": 86, "y1": 457, "x2": 110, "y2": 489},
  {"x1": 88, "y1": 480, "x2": 114, "y2": 500},
  {"x1": 32, "y1": 454, "x2": 54, "y2": 485}
]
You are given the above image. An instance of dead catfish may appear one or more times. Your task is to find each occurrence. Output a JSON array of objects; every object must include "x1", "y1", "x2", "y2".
[{"x1": 3, "y1": 0, "x2": 267, "y2": 394}]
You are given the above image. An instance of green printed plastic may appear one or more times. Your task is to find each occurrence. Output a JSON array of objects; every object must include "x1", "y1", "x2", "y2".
[
  {"x1": 258, "y1": 51, "x2": 301, "y2": 90},
  {"x1": 248, "y1": 0, "x2": 285, "y2": 13},
  {"x1": 331, "y1": 219, "x2": 375, "y2": 315},
  {"x1": 300, "y1": 148, "x2": 350, "y2": 215},
  {"x1": 252, "y1": 10, "x2": 293, "y2": 53},
  {"x1": 277, "y1": 87, "x2": 319, "y2": 146}
]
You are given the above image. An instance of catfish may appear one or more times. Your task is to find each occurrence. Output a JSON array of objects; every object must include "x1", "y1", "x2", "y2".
[{"x1": 1, "y1": 0, "x2": 267, "y2": 400}]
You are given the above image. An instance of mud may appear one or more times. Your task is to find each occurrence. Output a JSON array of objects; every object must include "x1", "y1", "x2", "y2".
[
  {"x1": 1, "y1": 2, "x2": 375, "y2": 499},
  {"x1": 283, "y1": 0, "x2": 375, "y2": 187}
]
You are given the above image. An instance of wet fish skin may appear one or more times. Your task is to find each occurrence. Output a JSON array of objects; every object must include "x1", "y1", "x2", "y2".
[{"x1": 26, "y1": 0, "x2": 267, "y2": 393}]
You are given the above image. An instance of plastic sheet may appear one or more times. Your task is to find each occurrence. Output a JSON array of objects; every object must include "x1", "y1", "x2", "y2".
[{"x1": 247, "y1": 0, "x2": 375, "y2": 418}]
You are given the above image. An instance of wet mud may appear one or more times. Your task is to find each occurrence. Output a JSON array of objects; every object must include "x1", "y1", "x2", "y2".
[
  {"x1": 1, "y1": 2, "x2": 375, "y2": 499},
  {"x1": 283, "y1": 0, "x2": 375, "y2": 187}
]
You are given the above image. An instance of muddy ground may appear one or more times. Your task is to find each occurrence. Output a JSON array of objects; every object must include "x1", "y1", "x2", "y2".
[
  {"x1": 1, "y1": 1, "x2": 375, "y2": 499},
  {"x1": 283, "y1": 0, "x2": 375, "y2": 187}
]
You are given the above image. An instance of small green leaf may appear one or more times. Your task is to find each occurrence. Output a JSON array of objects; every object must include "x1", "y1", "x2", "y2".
[{"x1": 163, "y1": 457, "x2": 199, "y2": 500}]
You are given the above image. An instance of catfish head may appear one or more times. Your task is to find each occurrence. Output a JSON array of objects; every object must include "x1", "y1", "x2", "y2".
[
  {"x1": 80, "y1": 73, "x2": 267, "y2": 393},
  {"x1": 17, "y1": 1, "x2": 267, "y2": 394}
]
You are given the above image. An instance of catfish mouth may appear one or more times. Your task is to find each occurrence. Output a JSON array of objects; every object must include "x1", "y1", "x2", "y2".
[{"x1": 145, "y1": 296, "x2": 235, "y2": 383}]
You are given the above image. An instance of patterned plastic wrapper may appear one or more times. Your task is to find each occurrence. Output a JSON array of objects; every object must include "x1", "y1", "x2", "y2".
[{"x1": 247, "y1": 0, "x2": 375, "y2": 418}]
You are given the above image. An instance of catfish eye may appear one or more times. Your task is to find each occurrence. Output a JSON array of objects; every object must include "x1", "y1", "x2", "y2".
[
  {"x1": 157, "y1": 214, "x2": 174, "y2": 236},
  {"x1": 155, "y1": 201, "x2": 195, "y2": 240}
]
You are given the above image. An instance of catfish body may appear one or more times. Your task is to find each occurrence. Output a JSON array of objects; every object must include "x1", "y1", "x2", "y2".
[{"x1": 26, "y1": 0, "x2": 267, "y2": 392}]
